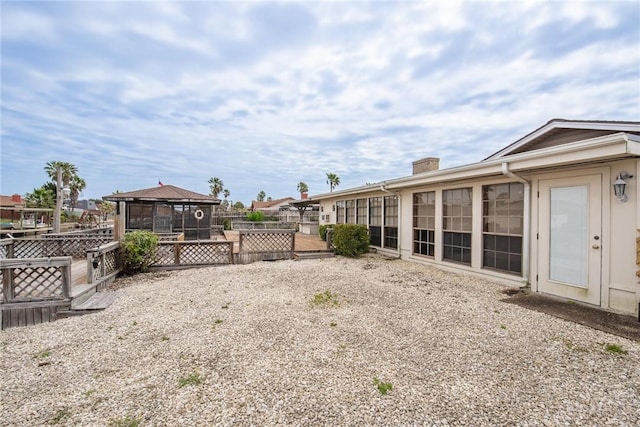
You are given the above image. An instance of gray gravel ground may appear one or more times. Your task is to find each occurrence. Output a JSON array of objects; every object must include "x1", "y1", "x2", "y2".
[{"x1": 1, "y1": 254, "x2": 639, "y2": 426}]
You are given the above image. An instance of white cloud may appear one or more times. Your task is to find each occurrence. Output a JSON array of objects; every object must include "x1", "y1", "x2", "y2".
[
  {"x1": 1, "y1": 1, "x2": 638, "y2": 202},
  {"x1": 1, "y1": 8, "x2": 56, "y2": 41}
]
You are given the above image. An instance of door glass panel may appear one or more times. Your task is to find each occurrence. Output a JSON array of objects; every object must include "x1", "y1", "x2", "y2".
[{"x1": 549, "y1": 186, "x2": 588, "y2": 287}]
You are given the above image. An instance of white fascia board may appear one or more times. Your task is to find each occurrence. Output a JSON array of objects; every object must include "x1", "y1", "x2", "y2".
[
  {"x1": 485, "y1": 121, "x2": 640, "y2": 160},
  {"x1": 308, "y1": 185, "x2": 387, "y2": 201},
  {"x1": 626, "y1": 134, "x2": 640, "y2": 155},
  {"x1": 384, "y1": 132, "x2": 635, "y2": 190},
  {"x1": 308, "y1": 132, "x2": 637, "y2": 199}
]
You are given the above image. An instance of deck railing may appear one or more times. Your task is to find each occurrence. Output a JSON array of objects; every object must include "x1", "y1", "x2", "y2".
[
  {"x1": 1, "y1": 257, "x2": 73, "y2": 329},
  {"x1": 237, "y1": 229, "x2": 295, "y2": 264},
  {"x1": 12, "y1": 236, "x2": 114, "y2": 259},
  {"x1": 86, "y1": 241, "x2": 121, "y2": 288},
  {"x1": 232, "y1": 221, "x2": 296, "y2": 230},
  {"x1": 150, "y1": 240, "x2": 234, "y2": 269}
]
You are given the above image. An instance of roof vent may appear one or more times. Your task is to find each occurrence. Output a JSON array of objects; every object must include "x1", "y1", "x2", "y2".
[{"x1": 412, "y1": 157, "x2": 440, "y2": 175}]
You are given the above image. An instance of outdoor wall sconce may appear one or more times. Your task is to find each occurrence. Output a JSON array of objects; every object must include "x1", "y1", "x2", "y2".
[
  {"x1": 613, "y1": 171, "x2": 634, "y2": 202},
  {"x1": 92, "y1": 257, "x2": 100, "y2": 269}
]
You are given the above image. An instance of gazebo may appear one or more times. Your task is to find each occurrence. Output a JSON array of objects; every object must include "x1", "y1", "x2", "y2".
[{"x1": 103, "y1": 185, "x2": 220, "y2": 240}]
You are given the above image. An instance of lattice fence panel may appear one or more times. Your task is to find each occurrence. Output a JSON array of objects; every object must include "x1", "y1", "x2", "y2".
[
  {"x1": 179, "y1": 243, "x2": 232, "y2": 265},
  {"x1": 13, "y1": 240, "x2": 46, "y2": 258},
  {"x1": 14, "y1": 237, "x2": 113, "y2": 259},
  {"x1": 153, "y1": 245, "x2": 176, "y2": 266},
  {"x1": 11, "y1": 266, "x2": 64, "y2": 300},
  {"x1": 103, "y1": 250, "x2": 119, "y2": 275},
  {"x1": 0, "y1": 243, "x2": 11, "y2": 259},
  {"x1": 241, "y1": 232, "x2": 294, "y2": 253},
  {"x1": 151, "y1": 242, "x2": 233, "y2": 267}
]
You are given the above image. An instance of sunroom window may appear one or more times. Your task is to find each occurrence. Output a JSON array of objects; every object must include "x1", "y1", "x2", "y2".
[
  {"x1": 482, "y1": 183, "x2": 524, "y2": 274},
  {"x1": 413, "y1": 191, "x2": 435, "y2": 257},
  {"x1": 442, "y1": 188, "x2": 472, "y2": 265},
  {"x1": 369, "y1": 197, "x2": 382, "y2": 247},
  {"x1": 383, "y1": 195, "x2": 398, "y2": 249}
]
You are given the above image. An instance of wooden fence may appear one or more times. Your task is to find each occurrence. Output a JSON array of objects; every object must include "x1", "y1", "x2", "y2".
[
  {"x1": 237, "y1": 229, "x2": 295, "y2": 264},
  {"x1": 0, "y1": 236, "x2": 122, "y2": 329},
  {"x1": 1, "y1": 257, "x2": 72, "y2": 329},
  {"x1": 12, "y1": 236, "x2": 113, "y2": 259},
  {"x1": 150, "y1": 241, "x2": 234, "y2": 269},
  {"x1": 232, "y1": 221, "x2": 296, "y2": 230},
  {"x1": 86, "y1": 241, "x2": 121, "y2": 289}
]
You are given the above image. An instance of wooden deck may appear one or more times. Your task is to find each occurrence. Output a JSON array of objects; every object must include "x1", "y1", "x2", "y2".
[
  {"x1": 71, "y1": 259, "x2": 88, "y2": 285},
  {"x1": 222, "y1": 231, "x2": 328, "y2": 253}
]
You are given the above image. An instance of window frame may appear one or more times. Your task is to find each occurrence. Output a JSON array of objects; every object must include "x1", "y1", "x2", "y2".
[{"x1": 442, "y1": 188, "x2": 472, "y2": 265}]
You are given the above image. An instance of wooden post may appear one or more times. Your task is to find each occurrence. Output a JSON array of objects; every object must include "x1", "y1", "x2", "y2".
[
  {"x1": 2, "y1": 265, "x2": 13, "y2": 302},
  {"x1": 290, "y1": 231, "x2": 296, "y2": 254},
  {"x1": 174, "y1": 243, "x2": 181, "y2": 265},
  {"x1": 114, "y1": 201, "x2": 126, "y2": 241},
  {"x1": 60, "y1": 261, "x2": 71, "y2": 300},
  {"x1": 228, "y1": 242, "x2": 234, "y2": 264},
  {"x1": 87, "y1": 250, "x2": 95, "y2": 284}
]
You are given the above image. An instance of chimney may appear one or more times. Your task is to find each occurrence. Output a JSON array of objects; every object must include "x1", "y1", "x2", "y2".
[
  {"x1": 301, "y1": 192, "x2": 308, "y2": 199},
  {"x1": 413, "y1": 157, "x2": 440, "y2": 175},
  {"x1": 11, "y1": 194, "x2": 22, "y2": 203}
]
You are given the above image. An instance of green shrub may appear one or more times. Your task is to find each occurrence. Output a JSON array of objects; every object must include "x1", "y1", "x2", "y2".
[
  {"x1": 122, "y1": 230, "x2": 159, "y2": 274},
  {"x1": 319, "y1": 224, "x2": 334, "y2": 241},
  {"x1": 223, "y1": 219, "x2": 231, "y2": 230},
  {"x1": 245, "y1": 211, "x2": 264, "y2": 222},
  {"x1": 332, "y1": 224, "x2": 369, "y2": 257}
]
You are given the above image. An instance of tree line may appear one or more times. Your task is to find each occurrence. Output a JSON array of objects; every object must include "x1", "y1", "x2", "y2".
[{"x1": 207, "y1": 171, "x2": 341, "y2": 209}]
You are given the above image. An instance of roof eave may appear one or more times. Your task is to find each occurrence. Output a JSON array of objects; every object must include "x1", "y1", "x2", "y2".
[
  {"x1": 102, "y1": 196, "x2": 220, "y2": 204},
  {"x1": 385, "y1": 132, "x2": 638, "y2": 190},
  {"x1": 308, "y1": 132, "x2": 638, "y2": 199},
  {"x1": 485, "y1": 120, "x2": 640, "y2": 160}
]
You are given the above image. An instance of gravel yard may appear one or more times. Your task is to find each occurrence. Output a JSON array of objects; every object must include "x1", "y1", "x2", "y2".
[{"x1": 2, "y1": 254, "x2": 640, "y2": 426}]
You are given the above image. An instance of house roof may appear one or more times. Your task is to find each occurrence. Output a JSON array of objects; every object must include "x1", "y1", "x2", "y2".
[
  {"x1": 250, "y1": 197, "x2": 295, "y2": 211},
  {"x1": 0, "y1": 195, "x2": 25, "y2": 208},
  {"x1": 485, "y1": 118, "x2": 640, "y2": 160},
  {"x1": 1, "y1": 196, "x2": 17, "y2": 207},
  {"x1": 102, "y1": 184, "x2": 220, "y2": 204},
  {"x1": 306, "y1": 120, "x2": 640, "y2": 200}
]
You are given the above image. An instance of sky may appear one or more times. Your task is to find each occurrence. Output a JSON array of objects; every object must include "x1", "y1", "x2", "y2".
[{"x1": 1, "y1": 1, "x2": 639, "y2": 205}]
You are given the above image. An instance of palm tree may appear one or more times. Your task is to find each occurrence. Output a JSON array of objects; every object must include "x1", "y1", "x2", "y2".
[
  {"x1": 297, "y1": 181, "x2": 309, "y2": 197},
  {"x1": 69, "y1": 175, "x2": 87, "y2": 210},
  {"x1": 326, "y1": 173, "x2": 340, "y2": 192},
  {"x1": 208, "y1": 177, "x2": 224, "y2": 199},
  {"x1": 44, "y1": 161, "x2": 78, "y2": 187},
  {"x1": 221, "y1": 189, "x2": 231, "y2": 211},
  {"x1": 25, "y1": 186, "x2": 54, "y2": 209},
  {"x1": 256, "y1": 190, "x2": 266, "y2": 202}
]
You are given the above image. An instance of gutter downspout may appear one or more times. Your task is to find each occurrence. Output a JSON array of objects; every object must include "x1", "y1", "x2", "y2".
[
  {"x1": 501, "y1": 163, "x2": 530, "y2": 288},
  {"x1": 380, "y1": 184, "x2": 402, "y2": 258}
]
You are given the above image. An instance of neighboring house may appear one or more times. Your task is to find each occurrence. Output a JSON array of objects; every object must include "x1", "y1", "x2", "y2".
[
  {"x1": 250, "y1": 197, "x2": 296, "y2": 215},
  {"x1": 308, "y1": 119, "x2": 640, "y2": 316},
  {"x1": 103, "y1": 184, "x2": 220, "y2": 240},
  {"x1": 76, "y1": 199, "x2": 98, "y2": 210},
  {"x1": 0, "y1": 194, "x2": 26, "y2": 222},
  {"x1": 0, "y1": 194, "x2": 52, "y2": 230}
]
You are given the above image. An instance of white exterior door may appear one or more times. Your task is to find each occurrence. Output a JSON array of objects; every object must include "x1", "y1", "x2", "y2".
[{"x1": 538, "y1": 174, "x2": 602, "y2": 305}]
